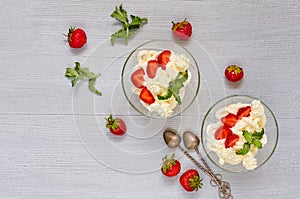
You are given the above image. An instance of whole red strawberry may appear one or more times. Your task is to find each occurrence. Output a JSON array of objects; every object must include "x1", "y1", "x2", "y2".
[
  {"x1": 161, "y1": 153, "x2": 181, "y2": 177},
  {"x1": 67, "y1": 26, "x2": 87, "y2": 48},
  {"x1": 171, "y1": 19, "x2": 192, "y2": 40},
  {"x1": 105, "y1": 114, "x2": 127, "y2": 136},
  {"x1": 224, "y1": 65, "x2": 244, "y2": 82},
  {"x1": 180, "y1": 169, "x2": 203, "y2": 192}
]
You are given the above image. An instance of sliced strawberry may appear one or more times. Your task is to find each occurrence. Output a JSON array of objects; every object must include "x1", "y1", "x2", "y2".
[
  {"x1": 157, "y1": 50, "x2": 171, "y2": 70},
  {"x1": 139, "y1": 87, "x2": 155, "y2": 105},
  {"x1": 214, "y1": 125, "x2": 233, "y2": 140},
  {"x1": 131, "y1": 68, "x2": 145, "y2": 88},
  {"x1": 237, "y1": 106, "x2": 251, "y2": 120},
  {"x1": 221, "y1": 113, "x2": 238, "y2": 128},
  {"x1": 225, "y1": 134, "x2": 239, "y2": 148},
  {"x1": 146, "y1": 60, "x2": 159, "y2": 79}
]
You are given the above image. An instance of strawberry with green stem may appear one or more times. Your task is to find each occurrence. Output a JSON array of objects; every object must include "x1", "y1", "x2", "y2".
[
  {"x1": 66, "y1": 26, "x2": 87, "y2": 48},
  {"x1": 225, "y1": 65, "x2": 244, "y2": 82},
  {"x1": 161, "y1": 153, "x2": 181, "y2": 177},
  {"x1": 180, "y1": 169, "x2": 203, "y2": 192},
  {"x1": 105, "y1": 114, "x2": 127, "y2": 136},
  {"x1": 172, "y1": 19, "x2": 192, "y2": 41}
]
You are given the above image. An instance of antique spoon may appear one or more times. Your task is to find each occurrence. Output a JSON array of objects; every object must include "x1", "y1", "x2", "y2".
[
  {"x1": 163, "y1": 130, "x2": 233, "y2": 199},
  {"x1": 183, "y1": 131, "x2": 232, "y2": 199},
  {"x1": 163, "y1": 130, "x2": 214, "y2": 176}
]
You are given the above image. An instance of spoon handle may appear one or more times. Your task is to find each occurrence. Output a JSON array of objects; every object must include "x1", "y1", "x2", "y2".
[
  {"x1": 178, "y1": 146, "x2": 216, "y2": 181},
  {"x1": 195, "y1": 148, "x2": 213, "y2": 173}
]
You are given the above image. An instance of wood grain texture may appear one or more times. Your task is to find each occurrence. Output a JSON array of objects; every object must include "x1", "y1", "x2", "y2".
[{"x1": 0, "y1": 0, "x2": 299, "y2": 198}]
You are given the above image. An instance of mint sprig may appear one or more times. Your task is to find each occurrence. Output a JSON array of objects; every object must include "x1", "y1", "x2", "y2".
[
  {"x1": 110, "y1": 4, "x2": 147, "y2": 45},
  {"x1": 65, "y1": 62, "x2": 102, "y2": 96},
  {"x1": 236, "y1": 128, "x2": 264, "y2": 155},
  {"x1": 157, "y1": 70, "x2": 188, "y2": 105}
]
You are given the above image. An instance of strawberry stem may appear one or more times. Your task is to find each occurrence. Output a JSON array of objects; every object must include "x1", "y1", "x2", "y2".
[
  {"x1": 162, "y1": 153, "x2": 176, "y2": 173},
  {"x1": 189, "y1": 175, "x2": 203, "y2": 191},
  {"x1": 105, "y1": 114, "x2": 119, "y2": 130}
]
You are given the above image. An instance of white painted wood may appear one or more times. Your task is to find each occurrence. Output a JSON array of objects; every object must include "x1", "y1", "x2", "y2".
[{"x1": 0, "y1": 0, "x2": 299, "y2": 198}]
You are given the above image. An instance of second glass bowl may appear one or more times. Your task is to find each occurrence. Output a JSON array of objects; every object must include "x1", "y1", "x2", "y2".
[{"x1": 201, "y1": 95, "x2": 278, "y2": 172}]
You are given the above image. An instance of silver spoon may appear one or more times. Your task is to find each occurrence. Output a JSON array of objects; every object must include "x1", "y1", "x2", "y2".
[
  {"x1": 163, "y1": 130, "x2": 214, "y2": 177},
  {"x1": 163, "y1": 130, "x2": 233, "y2": 199},
  {"x1": 183, "y1": 131, "x2": 233, "y2": 199}
]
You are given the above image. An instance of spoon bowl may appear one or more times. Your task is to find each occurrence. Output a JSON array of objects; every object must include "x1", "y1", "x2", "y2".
[
  {"x1": 183, "y1": 131, "x2": 200, "y2": 150},
  {"x1": 163, "y1": 130, "x2": 181, "y2": 149}
]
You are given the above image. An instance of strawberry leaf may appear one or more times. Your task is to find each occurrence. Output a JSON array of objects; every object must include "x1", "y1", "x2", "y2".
[
  {"x1": 105, "y1": 114, "x2": 120, "y2": 130},
  {"x1": 162, "y1": 153, "x2": 176, "y2": 173}
]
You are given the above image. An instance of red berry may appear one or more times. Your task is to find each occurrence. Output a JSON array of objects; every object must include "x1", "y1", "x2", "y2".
[
  {"x1": 237, "y1": 106, "x2": 251, "y2": 120},
  {"x1": 131, "y1": 68, "x2": 145, "y2": 88},
  {"x1": 179, "y1": 169, "x2": 203, "y2": 192},
  {"x1": 67, "y1": 26, "x2": 87, "y2": 48},
  {"x1": 139, "y1": 87, "x2": 155, "y2": 105},
  {"x1": 221, "y1": 113, "x2": 238, "y2": 127},
  {"x1": 146, "y1": 60, "x2": 159, "y2": 79},
  {"x1": 225, "y1": 134, "x2": 240, "y2": 148},
  {"x1": 224, "y1": 65, "x2": 244, "y2": 82},
  {"x1": 157, "y1": 50, "x2": 171, "y2": 70},
  {"x1": 105, "y1": 114, "x2": 127, "y2": 136},
  {"x1": 214, "y1": 125, "x2": 233, "y2": 140},
  {"x1": 161, "y1": 154, "x2": 181, "y2": 177},
  {"x1": 171, "y1": 19, "x2": 192, "y2": 41}
]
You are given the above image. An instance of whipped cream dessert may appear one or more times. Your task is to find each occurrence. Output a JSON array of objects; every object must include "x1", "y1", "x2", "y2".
[
  {"x1": 206, "y1": 100, "x2": 267, "y2": 170},
  {"x1": 131, "y1": 50, "x2": 191, "y2": 117}
]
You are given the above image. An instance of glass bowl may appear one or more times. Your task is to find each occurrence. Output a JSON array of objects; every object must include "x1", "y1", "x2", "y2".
[
  {"x1": 201, "y1": 95, "x2": 278, "y2": 172},
  {"x1": 121, "y1": 40, "x2": 200, "y2": 118}
]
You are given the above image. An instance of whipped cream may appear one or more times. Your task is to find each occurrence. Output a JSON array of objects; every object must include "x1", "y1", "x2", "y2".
[
  {"x1": 132, "y1": 50, "x2": 191, "y2": 117},
  {"x1": 206, "y1": 100, "x2": 267, "y2": 170}
]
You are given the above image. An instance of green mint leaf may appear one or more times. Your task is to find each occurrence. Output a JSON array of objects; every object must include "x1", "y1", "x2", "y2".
[
  {"x1": 71, "y1": 78, "x2": 78, "y2": 87},
  {"x1": 89, "y1": 78, "x2": 102, "y2": 96},
  {"x1": 110, "y1": 29, "x2": 129, "y2": 45},
  {"x1": 252, "y1": 128, "x2": 264, "y2": 140},
  {"x1": 252, "y1": 139, "x2": 263, "y2": 149},
  {"x1": 158, "y1": 70, "x2": 188, "y2": 105},
  {"x1": 236, "y1": 142, "x2": 251, "y2": 155},
  {"x1": 65, "y1": 62, "x2": 102, "y2": 96},
  {"x1": 78, "y1": 68, "x2": 95, "y2": 79},
  {"x1": 110, "y1": 4, "x2": 147, "y2": 45},
  {"x1": 242, "y1": 130, "x2": 252, "y2": 143},
  {"x1": 111, "y1": 4, "x2": 128, "y2": 24},
  {"x1": 157, "y1": 90, "x2": 172, "y2": 100},
  {"x1": 65, "y1": 68, "x2": 78, "y2": 78},
  {"x1": 74, "y1": 62, "x2": 81, "y2": 71},
  {"x1": 129, "y1": 15, "x2": 147, "y2": 27}
]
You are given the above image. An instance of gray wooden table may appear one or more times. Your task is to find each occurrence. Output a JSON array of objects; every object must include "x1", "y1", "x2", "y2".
[{"x1": 1, "y1": 1, "x2": 299, "y2": 198}]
